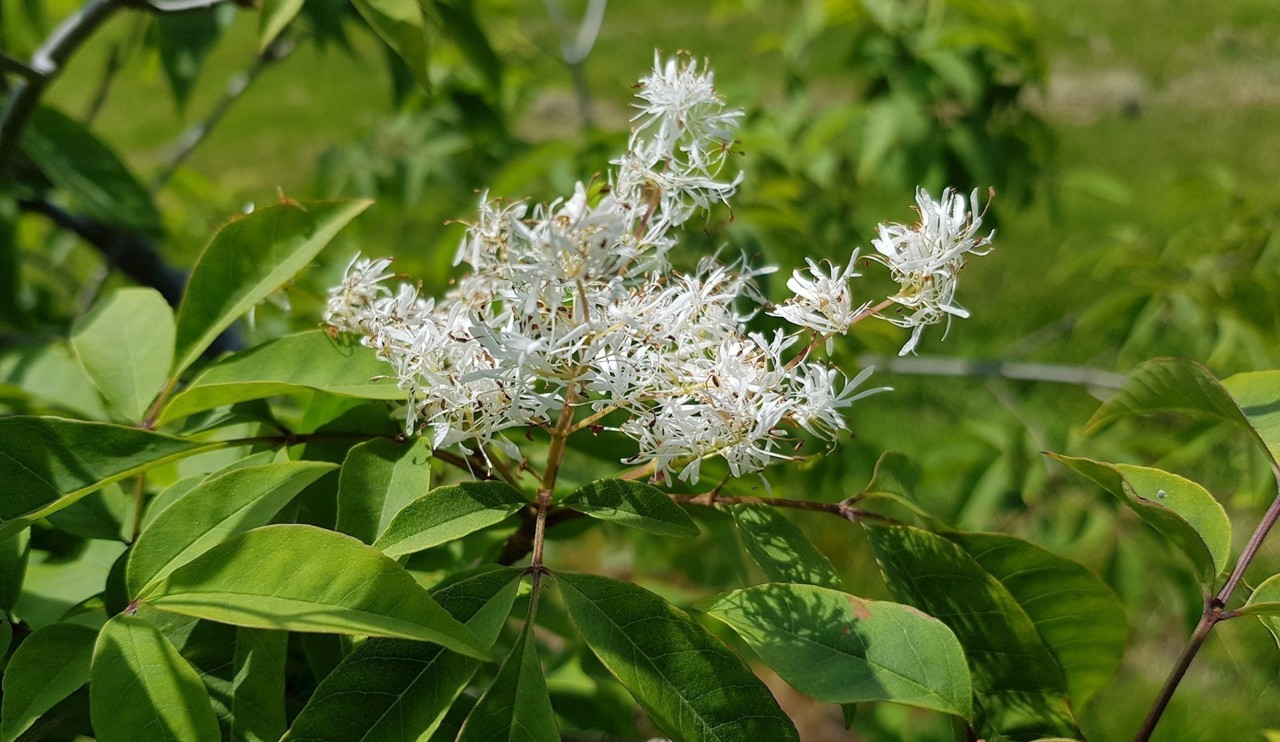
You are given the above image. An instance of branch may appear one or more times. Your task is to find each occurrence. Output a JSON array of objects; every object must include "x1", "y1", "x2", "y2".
[
  {"x1": 132, "y1": 0, "x2": 229, "y2": 11},
  {"x1": 855, "y1": 353, "x2": 1127, "y2": 390},
  {"x1": 0, "y1": 51, "x2": 41, "y2": 82},
  {"x1": 668, "y1": 491, "x2": 902, "y2": 525},
  {"x1": 17, "y1": 198, "x2": 244, "y2": 355},
  {"x1": 0, "y1": 0, "x2": 121, "y2": 175}
]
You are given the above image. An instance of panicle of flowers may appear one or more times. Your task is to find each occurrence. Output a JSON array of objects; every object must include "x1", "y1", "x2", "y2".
[{"x1": 324, "y1": 53, "x2": 995, "y2": 486}]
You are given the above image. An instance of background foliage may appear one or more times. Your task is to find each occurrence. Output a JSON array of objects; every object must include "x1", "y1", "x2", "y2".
[{"x1": 3, "y1": 0, "x2": 1280, "y2": 739}]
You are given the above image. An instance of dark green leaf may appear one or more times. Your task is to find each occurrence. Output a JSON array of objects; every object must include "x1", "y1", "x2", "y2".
[
  {"x1": 699, "y1": 583, "x2": 972, "y2": 717},
  {"x1": 373, "y1": 481, "x2": 527, "y2": 557},
  {"x1": 728, "y1": 504, "x2": 842, "y2": 589},
  {"x1": 1088, "y1": 358, "x2": 1274, "y2": 465},
  {"x1": 1048, "y1": 455, "x2": 1231, "y2": 585},
  {"x1": 0, "y1": 529, "x2": 28, "y2": 611},
  {"x1": 230, "y1": 629, "x2": 288, "y2": 742},
  {"x1": 91, "y1": 613, "x2": 221, "y2": 742},
  {"x1": 338, "y1": 437, "x2": 432, "y2": 544},
  {"x1": 0, "y1": 417, "x2": 216, "y2": 538},
  {"x1": 557, "y1": 571, "x2": 799, "y2": 742},
  {"x1": 283, "y1": 567, "x2": 522, "y2": 742},
  {"x1": 20, "y1": 106, "x2": 161, "y2": 234},
  {"x1": 562, "y1": 480, "x2": 697, "y2": 537},
  {"x1": 1, "y1": 623, "x2": 97, "y2": 741},
  {"x1": 1222, "y1": 371, "x2": 1280, "y2": 468},
  {"x1": 172, "y1": 199, "x2": 371, "y2": 375},
  {"x1": 433, "y1": 0, "x2": 501, "y2": 96},
  {"x1": 159, "y1": 331, "x2": 404, "y2": 424},
  {"x1": 127, "y1": 460, "x2": 337, "y2": 596},
  {"x1": 141, "y1": 524, "x2": 488, "y2": 659},
  {"x1": 944, "y1": 533, "x2": 1126, "y2": 708},
  {"x1": 259, "y1": 0, "x2": 303, "y2": 50},
  {"x1": 45, "y1": 486, "x2": 129, "y2": 541},
  {"x1": 866, "y1": 525, "x2": 1079, "y2": 739},
  {"x1": 457, "y1": 621, "x2": 557, "y2": 742},
  {"x1": 350, "y1": 0, "x2": 434, "y2": 92},
  {"x1": 153, "y1": 6, "x2": 233, "y2": 109},
  {"x1": 70, "y1": 288, "x2": 175, "y2": 421}
]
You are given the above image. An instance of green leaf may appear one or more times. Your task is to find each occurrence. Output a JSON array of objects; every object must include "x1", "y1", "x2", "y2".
[
  {"x1": 338, "y1": 437, "x2": 432, "y2": 544},
  {"x1": 699, "y1": 583, "x2": 972, "y2": 718},
  {"x1": 230, "y1": 629, "x2": 288, "y2": 742},
  {"x1": 159, "y1": 331, "x2": 404, "y2": 424},
  {"x1": 350, "y1": 0, "x2": 434, "y2": 92},
  {"x1": 1, "y1": 622, "x2": 97, "y2": 741},
  {"x1": 1088, "y1": 358, "x2": 1274, "y2": 466},
  {"x1": 283, "y1": 567, "x2": 522, "y2": 742},
  {"x1": 0, "y1": 417, "x2": 216, "y2": 538},
  {"x1": 127, "y1": 460, "x2": 337, "y2": 596},
  {"x1": 1239, "y1": 574, "x2": 1280, "y2": 647},
  {"x1": 457, "y1": 621, "x2": 558, "y2": 742},
  {"x1": 0, "y1": 529, "x2": 28, "y2": 612},
  {"x1": 433, "y1": 0, "x2": 502, "y2": 96},
  {"x1": 372, "y1": 481, "x2": 527, "y2": 557},
  {"x1": 21, "y1": 106, "x2": 161, "y2": 234},
  {"x1": 728, "y1": 504, "x2": 842, "y2": 589},
  {"x1": 557, "y1": 572, "x2": 800, "y2": 742},
  {"x1": 866, "y1": 525, "x2": 1079, "y2": 739},
  {"x1": 0, "y1": 341, "x2": 108, "y2": 419},
  {"x1": 153, "y1": 6, "x2": 233, "y2": 110},
  {"x1": 16, "y1": 539, "x2": 125, "y2": 629},
  {"x1": 943, "y1": 533, "x2": 1126, "y2": 708},
  {"x1": 561, "y1": 480, "x2": 698, "y2": 537},
  {"x1": 45, "y1": 486, "x2": 129, "y2": 541},
  {"x1": 70, "y1": 288, "x2": 175, "y2": 421},
  {"x1": 1223, "y1": 371, "x2": 1280, "y2": 468},
  {"x1": 91, "y1": 613, "x2": 221, "y2": 742},
  {"x1": 858, "y1": 451, "x2": 939, "y2": 525},
  {"x1": 1048, "y1": 454, "x2": 1231, "y2": 584},
  {"x1": 259, "y1": 0, "x2": 303, "y2": 50},
  {"x1": 172, "y1": 199, "x2": 371, "y2": 375},
  {"x1": 140, "y1": 524, "x2": 488, "y2": 659}
]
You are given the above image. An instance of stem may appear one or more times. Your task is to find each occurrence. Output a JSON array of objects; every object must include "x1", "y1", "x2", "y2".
[
  {"x1": 669, "y1": 492, "x2": 903, "y2": 525},
  {"x1": 1134, "y1": 473, "x2": 1280, "y2": 741},
  {"x1": 783, "y1": 298, "x2": 895, "y2": 372},
  {"x1": 530, "y1": 383, "x2": 578, "y2": 569},
  {"x1": 1214, "y1": 475, "x2": 1280, "y2": 607},
  {"x1": 1132, "y1": 608, "x2": 1217, "y2": 742},
  {"x1": 568, "y1": 403, "x2": 619, "y2": 433}
]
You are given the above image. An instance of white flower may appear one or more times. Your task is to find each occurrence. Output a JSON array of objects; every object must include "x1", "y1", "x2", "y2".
[
  {"x1": 770, "y1": 252, "x2": 869, "y2": 337},
  {"x1": 868, "y1": 187, "x2": 994, "y2": 355}
]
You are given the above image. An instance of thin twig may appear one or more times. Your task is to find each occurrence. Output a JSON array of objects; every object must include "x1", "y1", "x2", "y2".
[
  {"x1": 134, "y1": 0, "x2": 228, "y2": 11},
  {"x1": 668, "y1": 492, "x2": 903, "y2": 525},
  {"x1": 0, "y1": 50, "x2": 41, "y2": 81},
  {"x1": 82, "y1": 42, "x2": 122, "y2": 124},
  {"x1": 855, "y1": 353, "x2": 1127, "y2": 390}
]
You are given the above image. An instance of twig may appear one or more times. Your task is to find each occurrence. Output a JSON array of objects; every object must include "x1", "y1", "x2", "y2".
[
  {"x1": 855, "y1": 353, "x2": 1127, "y2": 390},
  {"x1": 133, "y1": 0, "x2": 228, "y2": 11},
  {"x1": 152, "y1": 33, "x2": 296, "y2": 190},
  {"x1": 0, "y1": 50, "x2": 41, "y2": 82},
  {"x1": 82, "y1": 43, "x2": 122, "y2": 124},
  {"x1": 1134, "y1": 472, "x2": 1280, "y2": 741},
  {"x1": 668, "y1": 492, "x2": 902, "y2": 525}
]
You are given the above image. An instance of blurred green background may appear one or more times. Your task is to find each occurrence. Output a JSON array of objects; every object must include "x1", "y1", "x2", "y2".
[{"x1": 4, "y1": 0, "x2": 1280, "y2": 739}]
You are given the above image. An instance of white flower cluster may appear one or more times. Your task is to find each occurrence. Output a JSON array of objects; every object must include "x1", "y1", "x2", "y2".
[{"x1": 325, "y1": 53, "x2": 992, "y2": 484}]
